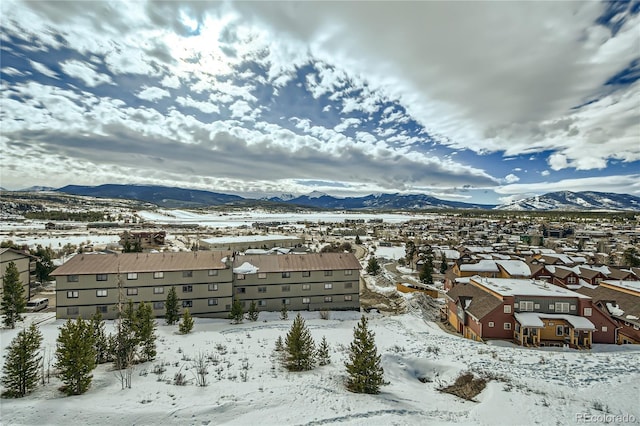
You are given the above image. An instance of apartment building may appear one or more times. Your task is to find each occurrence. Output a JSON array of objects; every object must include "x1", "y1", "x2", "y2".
[
  {"x1": 232, "y1": 252, "x2": 361, "y2": 311},
  {"x1": 52, "y1": 251, "x2": 361, "y2": 319},
  {"x1": 52, "y1": 251, "x2": 234, "y2": 319},
  {"x1": 0, "y1": 247, "x2": 36, "y2": 301},
  {"x1": 445, "y1": 276, "x2": 617, "y2": 348}
]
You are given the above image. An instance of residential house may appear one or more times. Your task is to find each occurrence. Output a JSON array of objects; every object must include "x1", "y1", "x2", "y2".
[{"x1": 0, "y1": 247, "x2": 36, "y2": 301}]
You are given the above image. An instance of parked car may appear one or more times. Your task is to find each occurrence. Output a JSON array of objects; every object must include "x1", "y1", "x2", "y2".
[{"x1": 26, "y1": 298, "x2": 49, "y2": 312}]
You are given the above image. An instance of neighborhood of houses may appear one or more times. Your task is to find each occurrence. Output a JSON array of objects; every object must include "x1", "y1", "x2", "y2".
[{"x1": 2, "y1": 212, "x2": 639, "y2": 351}]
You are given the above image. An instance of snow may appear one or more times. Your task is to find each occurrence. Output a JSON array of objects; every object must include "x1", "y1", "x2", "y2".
[
  {"x1": 473, "y1": 277, "x2": 591, "y2": 298},
  {"x1": 459, "y1": 260, "x2": 499, "y2": 273},
  {"x1": 606, "y1": 302, "x2": 625, "y2": 317},
  {"x1": 494, "y1": 260, "x2": 531, "y2": 277},
  {"x1": 374, "y1": 246, "x2": 405, "y2": 260},
  {"x1": 602, "y1": 280, "x2": 640, "y2": 293},
  {"x1": 514, "y1": 313, "x2": 595, "y2": 330},
  {"x1": 2, "y1": 311, "x2": 640, "y2": 425},
  {"x1": 201, "y1": 234, "x2": 300, "y2": 245},
  {"x1": 232, "y1": 262, "x2": 259, "y2": 274}
]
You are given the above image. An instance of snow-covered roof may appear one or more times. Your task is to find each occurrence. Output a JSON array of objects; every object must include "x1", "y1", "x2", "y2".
[
  {"x1": 601, "y1": 280, "x2": 640, "y2": 294},
  {"x1": 514, "y1": 312, "x2": 595, "y2": 330},
  {"x1": 460, "y1": 260, "x2": 499, "y2": 272},
  {"x1": 233, "y1": 262, "x2": 259, "y2": 274},
  {"x1": 606, "y1": 302, "x2": 625, "y2": 317},
  {"x1": 472, "y1": 277, "x2": 590, "y2": 299},
  {"x1": 202, "y1": 234, "x2": 301, "y2": 244},
  {"x1": 244, "y1": 249, "x2": 270, "y2": 255},
  {"x1": 495, "y1": 260, "x2": 531, "y2": 277}
]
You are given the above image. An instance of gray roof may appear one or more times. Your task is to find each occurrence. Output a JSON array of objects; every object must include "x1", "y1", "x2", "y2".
[{"x1": 233, "y1": 252, "x2": 361, "y2": 273}]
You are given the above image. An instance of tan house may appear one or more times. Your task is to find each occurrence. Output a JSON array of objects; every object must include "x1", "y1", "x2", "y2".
[
  {"x1": 231, "y1": 252, "x2": 361, "y2": 311},
  {"x1": 52, "y1": 251, "x2": 234, "y2": 319},
  {"x1": 51, "y1": 251, "x2": 361, "y2": 319},
  {"x1": 0, "y1": 248, "x2": 36, "y2": 301}
]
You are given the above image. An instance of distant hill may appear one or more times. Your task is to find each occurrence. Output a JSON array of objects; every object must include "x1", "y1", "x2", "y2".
[
  {"x1": 497, "y1": 191, "x2": 640, "y2": 211},
  {"x1": 56, "y1": 184, "x2": 244, "y2": 208},
  {"x1": 270, "y1": 192, "x2": 495, "y2": 210}
]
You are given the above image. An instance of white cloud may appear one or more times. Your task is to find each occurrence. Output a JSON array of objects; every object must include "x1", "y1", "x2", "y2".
[
  {"x1": 504, "y1": 174, "x2": 520, "y2": 184},
  {"x1": 176, "y1": 96, "x2": 220, "y2": 114},
  {"x1": 136, "y1": 86, "x2": 171, "y2": 102},
  {"x1": 29, "y1": 60, "x2": 58, "y2": 79},
  {"x1": 60, "y1": 60, "x2": 113, "y2": 87},
  {"x1": 496, "y1": 174, "x2": 640, "y2": 196}
]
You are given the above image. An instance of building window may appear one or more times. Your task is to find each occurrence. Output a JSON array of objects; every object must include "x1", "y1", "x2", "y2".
[
  {"x1": 534, "y1": 303, "x2": 540, "y2": 309},
  {"x1": 126, "y1": 288, "x2": 138, "y2": 296},
  {"x1": 344, "y1": 295, "x2": 352, "y2": 301},
  {"x1": 504, "y1": 305, "x2": 512, "y2": 314},
  {"x1": 67, "y1": 307, "x2": 79, "y2": 315},
  {"x1": 96, "y1": 274, "x2": 108, "y2": 281},
  {"x1": 282, "y1": 298, "x2": 290, "y2": 305},
  {"x1": 67, "y1": 291, "x2": 79, "y2": 298},
  {"x1": 503, "y1": 323, "x2": 511, "y2": 330},
  {"x1": 236, "y1": 287, "x2": 246, "y2": 294},
  {"x1": 208, "y1": 298, "x2": 218, "y2": 306},
  {"x1": 555, "y1": 302, "x2": 570, "y2": 313},
  {"x1": 96, "y1": 289, "x2": 107, "y2": 297},
  {"x1": 302, "y1": 271, "x2": 310, "y2": 277},
  {"x1": 258, "y1": 300, "x2": 266, "y2": 307},
  {"x1": 182, "y1": 271, "x2": 193, "y2": 278},
  {"x1": 96, "y1": 305, "x2": 108, "y2": 314},
  {"x1": 324, "y1": 271, "x2": 333, "y2": 277},
  {"x1": 282, "y1": 272, "x2": 291, "y2": 278},
  {"x1": 153, "y1": 301, "x2": 164, "y2": 310},
  {"x1": 488, "y1": 321, "x2": 495, "y2": 328},
  {"x1": 236, "y1": 274, "x2": 245, "y2": 280},
  {"x1": 258, "y1": 272, "x2": 267, "y2": 279},
  {"x1": 302, "y1": 297, "x2": 310, "y2": 304},
  {"x1": 153, "y1": 287, "x2": 164, "y2": 294},
  {"x1": 208, "y1": 269, "x2": 218, "y2": 276},
  {"x1": 67, "y1": 275, "x2": 79, "y2": 282},
  {"x1": 258, "y1": 287, "x2": 267, "y2": 293},
  {"x1": 127, "y1": 273, "x2": 138, "y2": 280},
  {"x1": 154, "y1": 271, "x2": 164, "y2": 279},
  {"x1": 324, "y1": 296, "x2": 333, "y2": 303},
  {"x1": 208, "y1": 283, "x2": 218, "y2": 291},
  {"x1": 282, "y1": 285, "x2": 291, "y2": 292},
  {"x1": 549, "y1": 304, "x2": 555, "y2": 310},
  {"x1": 570, "y1": 305, "x2": 576, "y2": 311},
  {"x1": 183, "y1": 285, "x2": 193, "y2": 293},
  {"x1": 182, "y1": 300, "x2": 193, "y2": 308},
  {"x1": 302, "y1": 284, "x2": 311, "y2": 291},
  {"x1": 324, "y1": 283, "x2": 333, "y2": 290},
  {"x1": 567, "y1": 276, "x2": 577, "y2": 284},
  {"x1": 556, "y1": 326, "x2": 564, "y2": 336},
  {"x1": 344, "y1": 270, "x2": 353, "y2": 276},
  {"x1": 520, "y1": 301, "x2": 534, "y2": 312},
  {"x1": 345, "y1": 282, "x2": 353, "y2": 289},
  {"x1": 602, "y1": 326, "x2": 608, "y2": 332}
]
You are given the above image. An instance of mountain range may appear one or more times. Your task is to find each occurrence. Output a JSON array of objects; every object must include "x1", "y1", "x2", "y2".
[{"x1": 6, "y1": 184, "x2": 640, "y2": 211}]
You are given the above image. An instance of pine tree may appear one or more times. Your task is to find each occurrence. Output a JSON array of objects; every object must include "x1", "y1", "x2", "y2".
[
  {"x1": 440, "y1": 254, "x2": 448, "y2": 274},
  {"x1": 165, "y1": 286, "x2": 179, "y2": 325},
  {"x1": 280, "y1": 302, "x2": 288, "y2": 320},
  {"x1": 55, "y1": 318, "x2": 97, "y2": 395},
  {"x1": 247, "y1": 301, "x2": 259, "y2": 321},
  {"x1": 345, "y1": 315, "x2": 385, "y2": 394},
  {"x1": 1, "y1": 261, "x2": 26, "y2": 329},
  {"x1": 229, "y1": 298, "x2": 244, "y2": 324},
  {"x1": 283, "y1": 313, "x2": 316, "y2": 371},
  {"x1": 355, "y1": 235, "x2": 362, "y2": 245},
  {"x1": 113, "y1": 302, "x2": 137, "y2": 371},
  {"x1": 316, "y1": 336, "x2": 331, "y2": 366},
  {"x1": 366, "y1": 257, "x2": 380, "y2": 276},
  {"x1": 179, "y1": 308, "x2": 194, "y2": 334},
  {"x1": 90, "y1": 311, "x2": 110, "y2": 364},
  {"x1": 274, "y1": 336, "x2": 284, "y2": 352},
  {"x1": 135, "y1": 301, "x2": 157, "y2": 362},
  {"x1": 419, "y1": 261, "x2": 433, "y2": 285},
  {"x1": 1, "y1": 323, "x2": 43, "y2": 397}
]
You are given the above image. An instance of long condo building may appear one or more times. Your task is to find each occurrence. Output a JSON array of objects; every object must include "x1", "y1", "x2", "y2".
[{"x1": 51, "y1": 251, "x2": 361, "y2": 319}]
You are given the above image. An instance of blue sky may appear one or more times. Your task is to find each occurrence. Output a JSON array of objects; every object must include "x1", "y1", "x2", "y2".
[{"x1": 1, "y1": 1, "x2": 638, "y2": 205}]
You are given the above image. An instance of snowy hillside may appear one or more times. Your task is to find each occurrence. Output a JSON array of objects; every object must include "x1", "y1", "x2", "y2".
[
  {"x1": 2, "y1": 310, "x2": 639, "y2": 425},
  {"x1": 498, "y1": 191, "x2": 640, "y2": 211}
]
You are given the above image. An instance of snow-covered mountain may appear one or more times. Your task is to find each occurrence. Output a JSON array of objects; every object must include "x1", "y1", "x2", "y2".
[{"x1": 497, "y1": 191, "x2": 640, "y2": 211}]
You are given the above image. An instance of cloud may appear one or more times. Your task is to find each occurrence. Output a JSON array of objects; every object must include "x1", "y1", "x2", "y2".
[
  {"x1": 496, "y1": 174, "x2": 640, "y2": 196},
  {"x1": 504, "y1": 174, "x2": 520, "y2": 184},
  {"x1": 60, "y1": 60, "x2": 113, "y2": 87},
  {"x1": 29, "y1": 60, "x2": 58, "y2": 79},
  {"x1": 136, "y1": 86, "x2": 171, "y2": 102}
]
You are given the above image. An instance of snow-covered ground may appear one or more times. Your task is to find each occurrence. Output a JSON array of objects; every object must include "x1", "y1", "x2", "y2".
[{"x1": 2, "y1": 310, "x2": 639, "y2": 425}]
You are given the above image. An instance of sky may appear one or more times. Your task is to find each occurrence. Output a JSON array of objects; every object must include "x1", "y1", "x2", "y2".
[{"x1": 1, "y1": 1, "x2": 639, "y2": 205}]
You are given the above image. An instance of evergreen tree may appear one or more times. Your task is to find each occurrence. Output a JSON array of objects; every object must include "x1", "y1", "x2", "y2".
[
  {"x1": 280, "y1": 302, "x2": 288, "y2": 320},
  {"x1": 30, "y1": 245, "x2": 55, "y2": 283},
  {"x1": 440, "y1": 254, "x2": 448, "y2": 274},
  {"x1": 405, "y1": 241, "x2": 416, "y2": 269},
  {"x1": 90, "y1": 311, "x2": 110, "y2": 364},
  {"x1": 113, "y1": 302, "x2": 137, "y2": 371},
  {"x1": 55, "y1": 318, "x2": 97, "y2": 395},
  {"x1": 165, "y1": 286, "x2": 180, "y2": 325},
  {"x1": 283, "y1": 313, "x2": 316, "y2": 371},
  {"x1": 316, "y1": 336, "x2": 331, "y2": 366},
  {"x1": 345, "y1": 315, "x2": 385, "y2": 394},
  {"x1": 1, "y1": 323, "x2": 43, "y2": 397},
  {"x1": 366, "y1": 257, "x2": 381, "y2": 276},
  {"x1": 179, "y1": 308, "x2": 194, "y2": 334},
  {"x1": 229, "y1": 298, "x2": 244, "y2": 324},
  {"x1": 1, "y1": 261, "x2": 26, "y2": 329},
  {"x1": 419, "y1": 261, "x2": 434, "y2": 285},
  {"x1": 247, "y1": 301, "x2": 259, "y2": 322},
  {"x1": 274, "y1": 335, "x2": 284, "y2": 352},
  {"x1": 135, "y1": 301, "x2": 157, "y2": 362},
  {"x1": 355, "y1": 235, "x2": 362, "y2": 245}
]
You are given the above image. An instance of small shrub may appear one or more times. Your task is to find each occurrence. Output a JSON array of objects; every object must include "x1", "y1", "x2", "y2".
[
  {"x1": 439, "y1": 372, "x2": 487, "y2": 401},
  {"x1": 319, "y1": 310, "x2": 330, "y2": 320},
  {"x1": 173, "y1": 371, "x2": 187, "y2": 386}
]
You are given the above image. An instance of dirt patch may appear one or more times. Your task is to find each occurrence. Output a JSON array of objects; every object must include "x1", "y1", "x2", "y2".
[{"x1": 439, "y1": 372, "x2": 487, "y2": 401}]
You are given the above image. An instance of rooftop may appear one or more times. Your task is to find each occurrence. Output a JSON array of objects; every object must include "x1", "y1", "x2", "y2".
[{"x1": 471, "y1": 276, "x2": 590, "y2": 299}]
